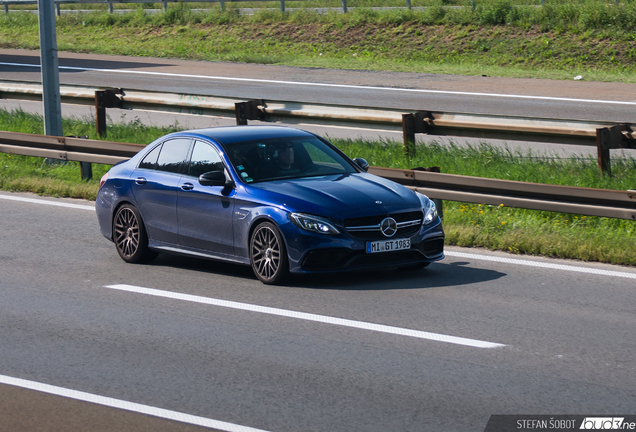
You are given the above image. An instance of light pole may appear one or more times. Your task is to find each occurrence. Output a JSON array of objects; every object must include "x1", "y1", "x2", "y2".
[{"x1": 38, "y1": 0, "x2": 63, "y2": 138}]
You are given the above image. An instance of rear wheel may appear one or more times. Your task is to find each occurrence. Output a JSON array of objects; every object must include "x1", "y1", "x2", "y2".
[
  {"x1": 113, "y1": 204, "x2": 156, "y2": 263},
  {"x1": 250, "y1": 222, "x2": 289, "y2": 285}
]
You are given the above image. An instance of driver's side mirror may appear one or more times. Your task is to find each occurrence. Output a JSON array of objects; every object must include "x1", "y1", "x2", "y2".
[
  {"x1": 353, "y1": 158, "x2": 369, "y2": 172},
  {"x1": 199, "y1": 170, "x2": 232, "y2": 187}
]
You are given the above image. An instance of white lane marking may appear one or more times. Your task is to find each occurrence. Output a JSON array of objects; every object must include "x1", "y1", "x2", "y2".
[
  {"x1": 446, "y1": 251, "x2": 636, "y2": 280},
  {"x1": 0, "y1": 193, "x2": 94, "y2": 210},
  {"x1": 3, "y1": 61, "x2": 634, "y2": 106},
  {"x1": 104, "y1": 284, "x2": 504, "y2": 349},
  {"x1": 0, "y1": 374, "x2": 270, "y2": 432}
]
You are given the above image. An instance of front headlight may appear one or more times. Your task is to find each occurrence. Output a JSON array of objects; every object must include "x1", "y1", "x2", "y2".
[
  {"x1": 416, "y1": 192, "x2": 438, "y2": 225},
  {"x1": 289, "y1": 213, "x2": 340, "y2": 235}
]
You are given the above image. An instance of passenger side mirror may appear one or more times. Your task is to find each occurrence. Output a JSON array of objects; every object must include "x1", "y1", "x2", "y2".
[
  {"x1": 353, "y1": 158, "x2": 369, "y2": 172},
  {"x1": 199, "y1": 170, "x2": 229, "y2": 187}
]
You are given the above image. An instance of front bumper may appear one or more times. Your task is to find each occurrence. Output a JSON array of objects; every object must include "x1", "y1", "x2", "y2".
[{"x1": 285, "y1": 219, "x2": 444, "y2": 274}]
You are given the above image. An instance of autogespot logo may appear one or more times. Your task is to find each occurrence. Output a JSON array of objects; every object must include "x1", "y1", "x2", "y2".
[
  {"x1": 380, "y1": 217, "x2": 397, "y2": 237},
  {"x1": 580, "y1": 418, "x2": 626, "y2": 429}
]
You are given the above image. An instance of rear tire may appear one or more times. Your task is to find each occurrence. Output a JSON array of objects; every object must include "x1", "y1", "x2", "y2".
[
  {"x1": 250, "y1": 222, "x2": 289, "y2": 285},
  {"x1": 113, "y1": 204, "x2": 157, "y2": 263}
]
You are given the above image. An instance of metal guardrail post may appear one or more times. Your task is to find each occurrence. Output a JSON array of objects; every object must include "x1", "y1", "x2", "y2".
[
  {"x1": 596, "y1": 124, "x2": 632, "y2": 177},
  {"x1": 402, "y1": 113, "x2": 416, "y2": 157},
  {"x1": 108, "y1": 0, "x2": 113, "y2": 13},
  {"x1": 4, "y1": 4, "x2": 8, "y2": 14},
  {"x1": 402, "y1": 111, "x2": 430, "y2": 157},
  {"x1": 235, "y1": 100, "x2": 264, "y2": 125},
  {"x1": 596, "y1": 128, "x2": 612, "y2": 177},
  {"x1": 219, "y1": 0, "x2": 224, "y2": 11},
  {"x1": 67, "y1": 135, "x2": 93, "y2": 180},
  {"x1": 55, "y1": 2, "x2": 60, "y2": 16},
  {"x1": 280, "y1": 0, "x2": 284, "y2": 12},
  {"x1": 95, "y1": 89, "x2": 123, "y2": 137},
  {"x1": 406, "y1": 0, "x2": 411, "y2": 10},
  {"x1": 342, "y1": 0, "x2": 347, "y2": 13},
  {"x1": 95, "y1": 90, "x2": 108, "y2": 136},
  {"x1": 163, "y1": 1, "x2": 167, "y2": 12}
]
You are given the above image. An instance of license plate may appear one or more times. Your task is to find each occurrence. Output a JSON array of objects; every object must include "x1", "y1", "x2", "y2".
[{"x1": 366, "y1": 238, "x2": 411, "y2": 254}]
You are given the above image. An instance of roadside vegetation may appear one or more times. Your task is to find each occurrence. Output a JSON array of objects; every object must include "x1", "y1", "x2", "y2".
[
  {"x1": 2, "y1": 0, "x2": 636, "y2": 81},
  {"x1": 1, "y1": 108, "x2": 634, "y2": 266}
]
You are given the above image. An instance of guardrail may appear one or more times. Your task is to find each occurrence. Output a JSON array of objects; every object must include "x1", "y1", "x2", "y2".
[
  {"x1": 1, "y1": 0, "x2": 411, "y2": 15},
  {"x1": 1, "y1": 80, "x2": 634, "y2": 176},
  {"x1": 0, "y1": 0, "x2": 624, "y2": 15},
  {"x1": 0, "y1": 130, "x2": 635, "y2": 221}
]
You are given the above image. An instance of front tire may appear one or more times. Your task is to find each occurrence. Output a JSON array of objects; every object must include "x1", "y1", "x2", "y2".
[
  {"x1": 250, "y1": 222, "x2": 289, "y2": 285},
  {"x1": 113, "y1": 204, "x2": 156, "y2": 263}
]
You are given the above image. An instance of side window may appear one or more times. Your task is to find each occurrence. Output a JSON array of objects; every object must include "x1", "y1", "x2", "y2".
[
  {"x1": 138, "y1": 144, "x2": 161, "y2": 170},
  {"x1": 156, "y1": 138, "x2": 192, "y2": 174},
  {"x1": 187, "y1": 141, "x2": 225, "y2": 178}
]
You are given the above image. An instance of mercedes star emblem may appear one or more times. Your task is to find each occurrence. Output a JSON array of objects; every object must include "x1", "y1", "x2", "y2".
[{"x1": 380, "y1": 217, "x2": 398, "y2": 237}]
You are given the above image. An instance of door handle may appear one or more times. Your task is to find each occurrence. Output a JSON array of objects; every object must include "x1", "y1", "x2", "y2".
[
  {"x1": 135, "y1": 177, "x2": 147, "y2": 185},
  {"x1": 181, "y1": 182, "x2": 194, "y2": 191}
]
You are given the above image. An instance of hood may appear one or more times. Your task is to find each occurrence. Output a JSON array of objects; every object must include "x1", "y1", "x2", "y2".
[{"x1": 246, "y1": 173, "x2": 421, "y2": 218}]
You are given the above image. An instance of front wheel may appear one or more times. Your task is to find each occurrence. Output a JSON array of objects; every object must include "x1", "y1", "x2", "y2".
[
  {"x1": 113, "y1": 204, "x2": 156, "y2": 263},
  {"x1": 250, "y1": 222, "x2": 289, "y2": 285}
]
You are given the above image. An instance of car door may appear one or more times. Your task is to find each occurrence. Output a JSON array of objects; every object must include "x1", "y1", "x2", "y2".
[
  {"x1": 177, "y1": 140, "x2": 235, "y2": 255},
  {"x1": 131, "y1": 138, "x2": 192, "y2": 245}
]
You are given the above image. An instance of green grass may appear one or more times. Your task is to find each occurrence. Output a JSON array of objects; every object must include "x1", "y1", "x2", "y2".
[
  {"x1": 2, "y1": 2, "x2": 636, "y2": 81},
  {"x1": 1, "y1": 108, "x2": 634, "y2": 265}
]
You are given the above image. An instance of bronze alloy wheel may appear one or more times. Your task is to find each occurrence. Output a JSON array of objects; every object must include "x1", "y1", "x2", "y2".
[
  {"x1": 250, "y1": 222, "x2": 288, "y2": 284},
  {"x1": 113, "y1": 204, "x2": 156, "y2": 263}
]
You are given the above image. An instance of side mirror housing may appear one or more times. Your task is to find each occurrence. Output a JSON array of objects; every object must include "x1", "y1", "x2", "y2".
[
  {"x1": 199, "y1": 170, "x2": 229, "y2": 187},
  {"x1": 353, "y1": 157, "x2": 369, "y2": 172}
]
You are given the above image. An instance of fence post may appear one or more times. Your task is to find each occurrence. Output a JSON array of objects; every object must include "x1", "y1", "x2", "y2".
[
  {"x1": 94, "y1": 89, "x2": 123, "y2": 137},
  {"x1": 95, "y1": 91, "x2": 107, "y2": 137},
  {"x1": 4, "y1": 4, "x2": 8, "y2": 14},
  {"x1": 163, "y1": 1, "x2": 167, "y2": 12},
  {"x1": 219, "y1": 0, "x2": 224, "y2": 11},
  {"x1": 108, "y1": 0, "x2": 113, "y2": 13},
  {"x1": 55, "y1": 2, "x2": 60, "y2": 15},
  {"x1": 406, "y1": 0, "x2": 411, "y2": 10},
  {"x1": 280, "y1": 0, "x2": 285, "y2": 12},
  {"x1": 596, "y1": 127, "x2": 611, "y2": 176},
  {"x1": 81, "y1": 161, "x2": 93, "y2": 180},
  {"x1": 235, "y1": 100, "x2": 264, "y2": 125},
  {"x1": 402, "y1": 113, "x2": 416, "y2": 157},
  {"x1": 342, "y1": 0, "x2": 347, "y2": 13}
]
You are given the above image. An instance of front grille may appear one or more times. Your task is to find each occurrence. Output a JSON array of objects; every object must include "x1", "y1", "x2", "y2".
[{"x1": 344, "y1": 211, "x2": 423, "y2": 240}]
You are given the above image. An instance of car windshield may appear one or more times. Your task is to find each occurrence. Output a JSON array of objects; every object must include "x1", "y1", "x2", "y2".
[{"x1": 224, "y1": 136, "x2": 357, "y2": 183}]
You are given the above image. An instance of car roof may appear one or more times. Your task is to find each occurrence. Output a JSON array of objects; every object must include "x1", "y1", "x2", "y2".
[{"x1": 180, "y1": 125, "x2": 316, "y2": 145}]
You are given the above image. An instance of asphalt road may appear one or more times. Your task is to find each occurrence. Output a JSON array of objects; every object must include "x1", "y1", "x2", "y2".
[
  {"x1": 1, "y1": 191, "x2": 635, "y2": 431},
  {"x1": 1, "y1": 49, "x2": 636, "y2": 158}
]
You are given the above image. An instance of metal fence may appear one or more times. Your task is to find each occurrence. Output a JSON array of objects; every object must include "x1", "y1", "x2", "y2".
[
  {"x1": 1, "y1": 129, "x2": 634, "y2": 220},
  {"x1": 3, "y1": 0, "x2": 408, "y2": 15},
  {"x1": 1, "y1": 80, "x2": 634, "y2": 176},
  {"x1": 0, "y1": 0, "x2": 622, "y2": 15}
]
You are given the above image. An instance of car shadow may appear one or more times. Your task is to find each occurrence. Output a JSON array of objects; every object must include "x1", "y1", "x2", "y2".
[
  {"x1": 287, "y1": 261, "x2": 506, "y2": 290},
  {"x1": 150, "y1": 255, "x2": 506, "y2": 291},
  {"x1": 0, "y1": 53, "x2": 171, "y2": 74}
]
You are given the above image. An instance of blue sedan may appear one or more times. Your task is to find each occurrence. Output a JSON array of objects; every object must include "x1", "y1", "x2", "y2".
[{"x1": 96, "y1": 126, "x2": 444, "y2": 284}]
